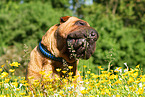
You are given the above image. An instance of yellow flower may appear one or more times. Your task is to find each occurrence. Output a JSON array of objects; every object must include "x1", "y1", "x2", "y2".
[
  {"x1": 115, "y1": 79, "x2": 121, "y2": 84},
  {"x1": 68, "y1": 72, "x2": 73, "y2": 76},
  {"x1": 83, "y1": 65, "x2": 87, "y2": 68},
  {"x1": 16, "y1": 88, "x2": 21, "y2": 91},
  {"x1": 87, "y1": 87, "x2": 92, "y2": 92},
  {"x1": 1, "y1": 72, "x2": 9, "y2": 78},
  {"x1": 68, "y1": 66, "x2": 73, "y2": 70},
  {"x1": 9, "y1": 62, "x2": 20, "y2": 67},
  {"x1": 28, "y1": 76, "x2": 35, "y2": 79},
  {"x1": 105, "y1": 89, "x2": 110, "y2": 94},
  {"x1": 89, "y1": 96, "x2": 95, "y2": 97},
  {"x1": 143, "y1": 84, "x2": 145, "y2": 87},
  {"x1": 20, "y1": 93, "x2": 25, "y2": 96},
  {"x1": 1, "y1": 64, "x2": 5, "y2": 68},
  {"x1": 136, "y1": 88, "x2": 144, "y2": 94},
  {"x1": 9, "y1": 69, "x2": 15, "y2": 73},
  {"x1": 92, "y1": 74, "x2": 98, "y2": 79},
  {"x1": 80, "y1": 90, "x2": 88, "y2": 94},
  {"x1": 114, "y1": 67, "x2": 122, "y2": 73},
  {"x1": 134, "y1": 69, "x2": 139, "y2": 72},
  {"x1": 87, "y1": 71, "x2": 91, "y2": 74},
  {"x1": 90, "y1": 73, "x2": 94, "y2": 76},
  {"x1": 58, "y1": 91, "x2": 64, "y2": 95},
  {"x1": 28, "y1": 91, "x2": 32, "y2": 95},
  {"x1": 101, "y1": 71, "x2": 108, "y2": 74},
  {"x1": 97, "y1": 66, "x2": 104, "y2": 70},
  {"x1": 135, "y1": 81, "x2": 140, "y2": 84},
  {"x1": 100, "y1": 91, "x2": 105, "y2": 95},
  {"x1": 0, "y1": 68, "x2": 2, "y2": 72},
  {"x1": 11, "y1": 82, "x2": 18, "y2": 87},
  {"x1": 97, "y1": 66, "x2": 101, "y2": 69},
  {"x1": 34, "y1": 80, "x2": 39, "y2": 83},
  {"x1": 68, "y1": 91, "x2": 73, "y2": 94},
  {"x1": 49, "y1": 88, "x2": 54, "y2": 91},
  {"x1": 128, "y1": 77, "x2": 134, "y2": 83},
  {"x1": 62, "y1": 79, "x2": 68, "y2": 83},
  {"x1": 68, "y1": 76, "x2": 72, "y2": 80},
  {"x1": 116, "y1": 94, "x2": 121, "y2": 97},
  {"x1": 39, "y1": 71, "x2": 46, "y2": 75},
  {"x1": 5, "y1": 78, "x2": 10, "y2": 83},
  {"x1": 33, "y1": 82, "x2": 39, "y2": 87},
  {"x1": 45, "y1": 74, "x2": 50, "y2": 78},
  {"x1": 0, "y1": 82, "x2": 3, "y2": 85},
  {"x1": 133, "y1": 72, "x2": 138, "y2": 78},
  {"x1": 40, "y1": 93, "x2": 43, "y2": 96},
  {"x1": 140, "y1": 77, "x2": 145, "y2": 82},
  {"x1": 49, "y1": 79, "x2": 53, "y2": 82},
  {"x1": 48, "y1": 71, "x2": 52, "y2": 74},
  {"x1": 95, "y1": 83, "x2": 100, "y2": 87},
  {"x1": 62, "y1": 71, "x2": 67, "y2": 74},
  {"x1": 55, "y1": 77, "x2": 60, "y2": 81},
  {"x1": 23, "y1": 83, "x2": 28, "y2": 87},
  {"x1": 136, "y1": 65, "x2": 140, "y2": 68},
  {"x1": 56, "y1": 68, "x2": 61, "y2": 72},
  {"x1": 118, "y1": 67, "x2": 122, "y2": 70},
  {"x1": 78, "y1": 71, "x2": 82, "y2": 74},
  {"x1": 109, "y1": 74, "x2": 118, "y2": 79}
]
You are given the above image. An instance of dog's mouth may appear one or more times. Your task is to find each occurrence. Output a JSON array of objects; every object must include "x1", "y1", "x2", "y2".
[{"x1": 67, "y1": 27, "x2": 99, "y2": 60}]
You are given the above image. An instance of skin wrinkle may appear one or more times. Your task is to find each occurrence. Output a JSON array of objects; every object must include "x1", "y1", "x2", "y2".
[
  {"x1": 58, "y1": 17, "x2": 89, "y2": 38},
  {"x1": 27, "y1": 16, "x2": 99, "y2": 90},
  {"x1": 67, "y1": 27, "x2": 97, "y2": 59}
]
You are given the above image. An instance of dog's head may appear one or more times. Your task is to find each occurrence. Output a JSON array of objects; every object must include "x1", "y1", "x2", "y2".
[
  {"x1": 42, "y1": 16, "x2": 99, "y2": 62},
  {"x1": 54, "y1": 16, "x2": 99, "y2": 61}
]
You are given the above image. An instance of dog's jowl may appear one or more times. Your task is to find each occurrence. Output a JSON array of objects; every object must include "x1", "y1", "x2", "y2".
[{"x1": 27, "y1": 16, "x2": 99, "y2": 88}]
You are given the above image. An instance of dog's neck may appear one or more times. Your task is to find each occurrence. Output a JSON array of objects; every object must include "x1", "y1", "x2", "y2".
[
  {"x1": 38, "y1": 41, "x2": 78, "y2": 63},
  {"x1": 38, "y1": 41, "x2": 63, "y2": 62},
  {"x1": 38, "y1": 41, "x2": 79, "y2": 77}
]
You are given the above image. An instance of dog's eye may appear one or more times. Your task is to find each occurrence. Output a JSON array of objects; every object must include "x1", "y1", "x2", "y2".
[
  {"x1": 79, "y1": 22, "x2": 85, "y2": 25},
  {"x1": 75, "y1": 21, "x2": 86, "y2": 26}
]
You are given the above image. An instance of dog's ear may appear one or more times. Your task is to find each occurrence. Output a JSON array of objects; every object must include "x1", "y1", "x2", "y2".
[{"x1": 60, "y1": 16, "x2": 71, "y2": 24}]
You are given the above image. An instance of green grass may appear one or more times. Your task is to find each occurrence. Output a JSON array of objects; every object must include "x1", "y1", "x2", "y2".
[{"x1": 0, "y1": 61, "x2": 145, "y2": 97}]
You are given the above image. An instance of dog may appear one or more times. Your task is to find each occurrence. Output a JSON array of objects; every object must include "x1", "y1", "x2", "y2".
[{"x1": 27, "y1": 16, "x2": 99, "y2": 87}]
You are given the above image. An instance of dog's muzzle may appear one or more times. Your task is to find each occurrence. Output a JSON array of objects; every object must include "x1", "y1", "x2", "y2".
[{"x1": 67, "y1": 27, "x2": 99, "y2": 59}]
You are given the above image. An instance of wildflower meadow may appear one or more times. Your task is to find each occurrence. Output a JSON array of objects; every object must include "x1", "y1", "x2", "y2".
[
  {"x1": 0, "y1": 0, "x2": 145, "y2": 97},
  {"x1": 0, "y1": 61, "x2": 145, "y2": 97}
]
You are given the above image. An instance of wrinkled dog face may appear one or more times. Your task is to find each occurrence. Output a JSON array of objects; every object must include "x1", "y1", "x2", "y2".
[
  {"x1": 67, "y1": 27, "x2": 99, "y2": 59},
  {"x1": 57, "y1": 16, "x2": 99, "y2": 60}
]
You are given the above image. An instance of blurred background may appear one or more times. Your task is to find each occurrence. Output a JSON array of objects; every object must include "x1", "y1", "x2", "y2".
[{"x1": 0, "y1": 0, "x2": 145, "y2": 76}]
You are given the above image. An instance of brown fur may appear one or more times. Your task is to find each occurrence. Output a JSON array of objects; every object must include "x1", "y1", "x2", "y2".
[{"x1": 27, "y1": 16, "x2": 94, "y2": 87}]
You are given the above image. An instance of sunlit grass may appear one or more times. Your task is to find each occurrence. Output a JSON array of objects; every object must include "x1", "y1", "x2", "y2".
[{"x1": 0, "y1": 62, "x2": 145, "y2": 97}]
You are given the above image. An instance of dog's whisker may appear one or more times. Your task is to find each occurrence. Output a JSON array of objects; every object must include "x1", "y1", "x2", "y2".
[{"x1": 67, "y1": 40, "x2": 78, "y2": 59}]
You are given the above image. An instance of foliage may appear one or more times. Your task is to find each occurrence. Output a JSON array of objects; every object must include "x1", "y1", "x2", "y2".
[
  {"x1": 0, "y1": 0, "x2": 145, "y2": 74},
  {"x1": 0, "y1": 1, "x2": 72, "y2": 54},
  {"x1": 51, "y1": 0, "x2": 70, "y2": 8},
  {"x1": 1, "y1": 62, "x2": 145, "y2": 96},
  {"x1": 77, "y1": 2, "x2": 145, "y2": 71}
]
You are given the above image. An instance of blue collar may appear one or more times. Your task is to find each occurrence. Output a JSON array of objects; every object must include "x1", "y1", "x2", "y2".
[{"x1": 38, "y1": 42, "x2": 63, "y2": 62}]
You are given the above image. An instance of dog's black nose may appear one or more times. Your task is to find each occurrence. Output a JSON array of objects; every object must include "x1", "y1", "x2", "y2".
[
  {"x1": 90, "y1": 29, "x2": 98, "y2": 37},
  {"x1": 91, "y1": 31, "x2": 96, "y2": 36},
  {"x1": 85, "y1": 28, "x2": 99, "y2": 43}
]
